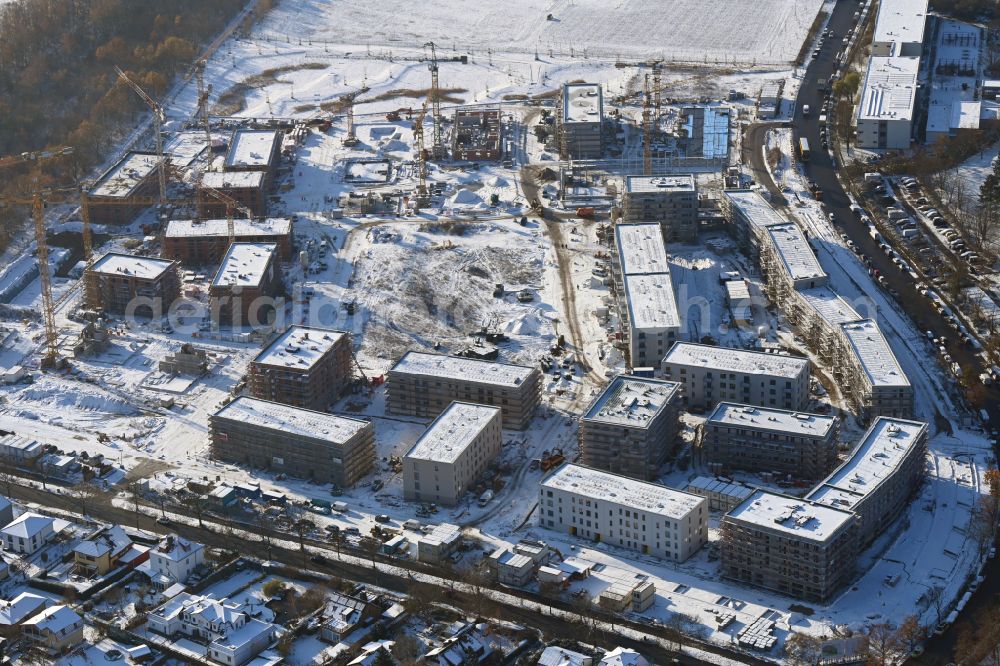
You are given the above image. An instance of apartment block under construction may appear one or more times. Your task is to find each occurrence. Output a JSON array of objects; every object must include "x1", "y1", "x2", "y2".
[
  {"x1": 85, "y1": 152, "x2": 163, "y2": 225},
  {"x1": 579, "y1": 375, "x2": 681, "y2": 480},
  {"x1": 247, "y1": 325, "x2": 352, "y2": 411},
  {"x1": 621, "y1": 175, "x2": 698, "y2": 243},
  {"x1": 387, "y1": 351, "x2": 541, "y2": 430},
  {"x1": 83, "y1": 253, "x2": 180, "y2": 316},
  {"x1": 452, "y1": 109, "x2": 502, "y2": 161},
  {"x1": 198, "y1": 171, "x2": 268, "y2": 217},
  {"x1": 557, "y1": 83, "x2": 604, "y2": 159},
  {"x1": 701, "y1": 402, "x2": 839, "y2": 481},
  {"x1": 162, "y1": 218, "x2": 293, "y2": 265},
  {"x1": 210, "y1": 396, "x2": 375, "y2": 487},
  {"x1": 208, "y1": 243, "x2": 282, "y2": 326}
]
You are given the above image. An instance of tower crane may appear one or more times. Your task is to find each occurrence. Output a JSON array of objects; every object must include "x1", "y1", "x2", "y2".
[
  {"x1": 424, "y1": 41, "x2": 445, "y2": 159},
  {"x1": 642, "y1": 74, "x2": 653, "y2": 175},
  {"x1": 197, "y1": 178, "x2": 254, "y2": 246},
  {"x1": 114, "y1": 66, "x2": 168, "y2": 203},
  {"x1": 195, "y1": 59, "x2": 213, "y2": 153},
  {"x1": 0, "y1": 147, "x2": 75, "y2": 369},
  {"x1": 342, "y1": 92, "x2": 360, "y2": 147},
  {"x1": 412, "y1": 102, "x2": 430, "y2": 210}
]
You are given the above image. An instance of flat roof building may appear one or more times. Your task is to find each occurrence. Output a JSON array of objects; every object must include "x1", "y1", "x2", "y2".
[
  {"x1": 579, "y1": 376, "x2": 681, "y2": 480},
  {"x1": 210, "y1": 396, "x2": 375, "y2": 487},
  {"x1": 838, "y1": 319, "x2": 913, "y2": 420},
  {"x1": 721, "y1": 490, "x2": 858, "y2": 602},
  {"x1": 702, "y1": 402, "x2": 839, "y2": 481},
  {"x1": 83, "y1": 253, "x2": 180, "y2": 316},
  {"x1": 209, "y1": 243, "x2": 281, "y2": 327},
  {"x1": 224, "y1": 129, "x2": 282, "y2": 173},
  {"x1": 248, "y1": 326, "x2": 352, "y2": 411},
  {"x1": 540, "y1": 464, "x2": 708, "y2": 562},
  {"x1": 871, "y1": 0, "x2": 929, "y2": 57},
  {"x1": 403, "y1": 402, "x2": 502, "y2": 506},
  {"x1": 163, "y1": 218, "x2": 293, "y2": 264},
  {"x1": 622, "y1": 175, "x2": 698, "y2": 242},
  {"x1": 559, "y1": 83, "x2": 604, "y2": 159},
  {"x1": 387, "y1": 351, "x2": 541, "y2": 430},
  {"x1": 807, "y1": 417, "x2": 927, "y2": 547},
  {"x1": 199, "y1": 171, "x2": 268, "y2": 217},
  {"x1": 662, "y1": 342, "x2": 810, "y2": 411},
  {"x1": 685, "y1": 476, "x2": 755, "y2": 512},
  {"x1": 85, "y1": 152, "x2": 164, "y2": 225}
]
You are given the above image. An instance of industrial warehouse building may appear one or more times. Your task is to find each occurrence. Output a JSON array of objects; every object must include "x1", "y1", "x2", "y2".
[
  {"x1": 199, "y1": 171, "x2": 268, "y2": 218},
  {"x1": 807, "y1": 417, "x2": 927, "y2": 547},
  {"x1": 558, "y1": 83, "x2": 603, "y2": 159},
  {"x1": 387, "y1": 351, "x2": 541, "y2": 430},
  {"x1": 855, "y1": 0, "x2": 928, "y2": 149},
  {"x1": 661, "y1": 342, "x2": 811, "y2": 412},
  {"x1": 208, "y1": 243, "x2": 282, "y2": 326},
  {"x1": 210, "y1": 396, "x2": 374, "y2": 487},
  {"x1": 247, "y1": 326, "x2": 352, "y2": 411},
  {"x1": 540, "y1": 464, "x2": 708, "y2": 562},
  {"x1": 701, "y1": 402, "x2": 839, "y2": 481},
  {"x1": 163, "y1": 218, "x2": 293, "y2": 265},
  {"x1": 402, "y1": 402, "x2": 502, "y2": 506},
  {"x1": 622, "y1": 175, "x2": 698, "y2": 242},
  {"x1": 579, "y1": 375, "x2": 681, "y2": 480},
  {"x1": 84, "y1": 152, "x2": 164, "y2": 225},
  {"x1": 611, "y1": 223, "x2": 680, "y2": 370},
  {"x1": 724, "y1": 190, "x2": 912, "y2": 422},
  {"x1": 83, "y1": 253, "x2": 180, "y2": 316},
  {"x1": 721, "y1": 490, "x2": 858, "y2": 602}
]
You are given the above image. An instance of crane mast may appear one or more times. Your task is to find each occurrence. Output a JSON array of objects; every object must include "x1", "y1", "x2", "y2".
[
  {"x1": 115, "y1": 66, "x2": 167, "y2": 203},
  {"x1": 424, "y1": 42, "x2": 445, "y2": 159}
]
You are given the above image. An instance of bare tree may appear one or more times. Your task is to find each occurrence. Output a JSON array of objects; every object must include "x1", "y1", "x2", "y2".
[
  {"x1": 784, "y1": 632, "x2": 824, "y2": 666},
  {"x1": 865, "y1": 622, "x2": 903, "y2": 666}
]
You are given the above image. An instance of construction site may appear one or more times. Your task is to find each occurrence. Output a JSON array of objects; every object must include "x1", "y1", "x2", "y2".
[{"x1": 0, "y1": 0, "x2": 996, "y2": 662}]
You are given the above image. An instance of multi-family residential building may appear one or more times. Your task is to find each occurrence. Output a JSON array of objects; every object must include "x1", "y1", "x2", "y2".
[
  {"x1": 162, "y1": 217, "x2": 293, "y2": 265},
  {"x1": 211, "y1": 396, "x2": 375, "y2": 487},
  {"x1": 224, "y1": 129, "x2": 282, "y2": 186},
  {"x1": 147, "y1": 592, "x2": 276, "y2": 666},
  {"x1": 247, "y1": 326, "x2": 353, "y2": 411},
  {"x1": 403, "y1": 402, "x2": 502, "y2": 506},
  {"x1": 612, "y1": 224, "x2": 680, "y2": 369},
  {"x1": 209, "y1": 242, "x2": 282, "y2": 326},
  {"x1": 1, "y1": 513, "x2": 55, "y2": 554},
  {"x1": 540, "y1": 463, "x2": 708, "y2": 562},
  {"x1": 144, "y1": 536, "x2": 205, "y2": 589},
  {"x1": 558, "y1": 83, "x2": 604, "y2": 158},
  {"x1": 807, "y1": 417, "x2": 927, "y2": 547},
  {"x1": 84, "y1": 152, "x2": 163, "y2": 225},
  {"x1": 199, "y1": 171, "x2": 268, "y2": 217},
  {"x1": 720, "y1": 490, "x2": 858, "y2": 602},
  {"x1": 579, "y1": 375, "x2": 681, "y2": 480},
  {"x1": 387, "y1": 351, "x2": 541, "y2": 430},
  {"x1": 661, "y1": 342, "x2": 810, "y2": 411},
  {"x1": 622, "y1": 175, "x2": 698, "y2": 242},
  {"x1": 838, "y1": 319, "x2": 913, "y2": 420},
  {"x1": 83, "y1": 253, "x2": 181, "y2": 316},
  {"x1": 23, "y1": 605, "x2": 84, "y2": 651},
  {"x1": 701, "y1": 402, "x2": 839, "y2": 480}
]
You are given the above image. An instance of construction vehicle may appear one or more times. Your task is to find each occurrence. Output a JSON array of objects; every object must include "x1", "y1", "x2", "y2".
[{"x1": 537, "y1": 449, "x2": 566, "y2": 472}]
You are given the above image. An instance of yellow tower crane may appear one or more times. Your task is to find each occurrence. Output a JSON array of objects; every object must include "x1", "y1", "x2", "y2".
[{"x1": 114, "y1": 66, "x2": 168, "y2": 203}]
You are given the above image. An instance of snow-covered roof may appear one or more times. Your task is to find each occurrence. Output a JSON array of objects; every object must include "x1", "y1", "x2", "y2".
[
  {"x1": 839, "y1": 319, "x2": 909, "y2": 387},
  {"x1": 0, "y1": 434, "x2": 43, "y2": 457},
  {"x1": 224, "y1": 129, "x2": 280, "y2": 169},
  {"x1": 858, "y1": 56, "x2": 920, "y2": 123},
  {"x1": 74, "y1": 525, "x2": 132, "y2": 559},
  {"x1": 807, "y1": 417, "x2": 926, "y2": 511},
  {"x1": 23, "y1": 604, "x2": 81, "y2": 635},
  {"x1": 405, "y1": 402, "x2": 501, "y2": 464},
  {"x1": 582, "y1": 375, "x2": 680, "y2": 428},
  {"x1": 214, "y1": 396, "x2": 370, "y2": 444},
  {"x1": 725, "y1": 190, "x2": 787, "y2": 229},
  {"x1": 391, "y1": 351, "x2": 536, "y2": 388},
  {"x1": 686, "y1": 476, "x2": 755, "y2": 502},
  {"x1": 625, "y1": 174, "x2": 695, "y2": 194},
  {"x1": 707, "y1": 402, "x2": 835, "y2": 438},
  {"x1": 600, "y1": 647, "x2": 650, "y2": 666},
  {"x1": 165, "y1": 218, "x2": 291, "y2": 239},
  {"x1": 663, "y1": 342, "x2": 809, "y2": 379},
  {"x1": 562, "y1": 83, "x2": 603, "y2": 124},
  {"x1": 623, "y1": 273, "x2": 680, "y2": 331},
  {"x1": 873, "y1": 0, "x2": 928, "y2": 48},
  {"x1": 766, "y1": 223, "x2": 826, "y2": 283},
  {"x1": 726, "y1": 489, "x2": 856, "y2": 542},
  {"x1": 538, "y1": 646, "x2": 593, "y2": 666},
  {"x1": 89, "y1": 152, "x2": 162, "y2": 198},
  {"x1": 419, "y1": 523, "x2": 461, "y2": 547},
  {"x1": 211, "y1": 242, "x2": 276, "y2": 289},
  {"x1": 202, "y1": 170, "x2": 265, "y2": 189},
  {"x1": 799, "y1": 287, "x2": 861, "y2": 328},
  {"x1": 89, "y1": 253, "x2": 176, "y2": 281},
  {"x1": 615, "y1": 224, "x2": 669, "y2": 275},
  {"x1": 0, "y1": 592, "x2": 47, "y2": 626},
  {"x1": 1, "y1": 512, "x2": 53, "y2": 539},
  {"x1": 541, "y1": 464, "x2": 705, "y2": 520},
  {"x1": 212, "y1": 617, "x2": 273, "y2": 652},
  {"x1": 253, "y1": 326, "x2": 347, "y2": 370},
  {"x1": 152, "y1": 536, "x2": 203, "y2": 562}
]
